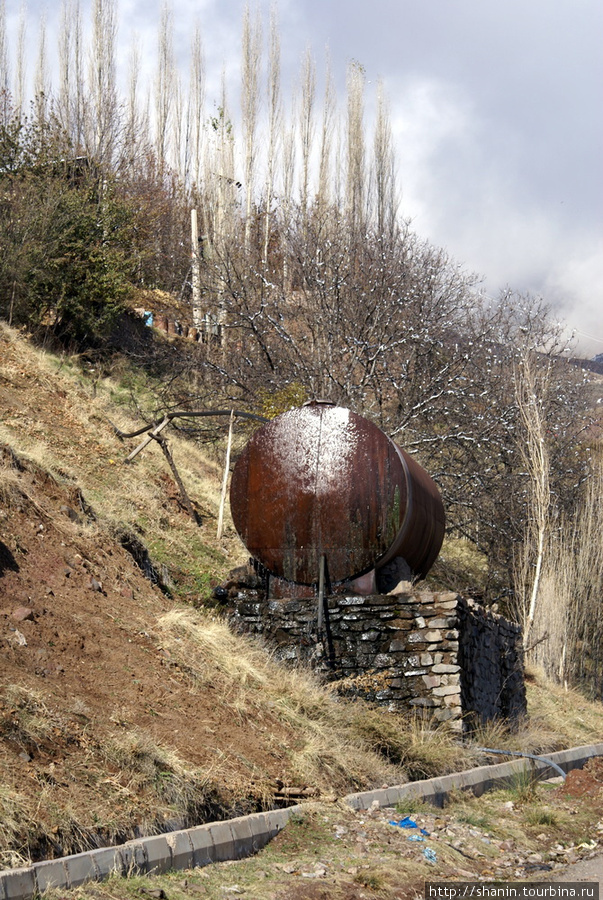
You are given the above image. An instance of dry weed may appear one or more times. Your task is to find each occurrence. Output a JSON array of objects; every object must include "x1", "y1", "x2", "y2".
[{"x1": 153, "y1": 608, "x2": 476, "y2": 793}]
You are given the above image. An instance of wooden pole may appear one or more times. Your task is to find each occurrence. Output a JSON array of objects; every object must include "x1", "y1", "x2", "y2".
[
  {"x1": 217, "y1": 410, "x2": 235, "y2": 539},
  {"x1": 191, "y1": 208, "x2": 202, "y2": 330},
  {"x1": 126, "y1": 416, "x2": 170, "y2": 462}
]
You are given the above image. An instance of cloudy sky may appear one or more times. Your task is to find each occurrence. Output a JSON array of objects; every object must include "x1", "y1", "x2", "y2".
[{"x1": 5, "y1": 0, "x2": 603, "y2": 356}]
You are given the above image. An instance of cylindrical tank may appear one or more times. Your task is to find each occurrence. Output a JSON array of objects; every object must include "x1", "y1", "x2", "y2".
[{"x1": 230, "y1": 402, "x2": 445, "y2": 586}]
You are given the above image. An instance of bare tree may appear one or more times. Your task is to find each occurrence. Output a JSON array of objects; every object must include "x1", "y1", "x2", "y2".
[
  {"x1": 280, "y1": 97, "x2": 296, "y2": 289},
  {"x1": 513, "y1": 353, "x2": 552, "y2": 646},
  {"x1": 88, "y1": 0, "x2": 119, "y2": 164},
  {"x1": 345, "y1": 59, "x2": 366, "y2": 235},
  {"x1": 71, "y1": 0, "x2": 85, "y2": 150},
  {"x1": 34, "y1": 11, "x2": 50, "y2": 122},
  {"x1": 155, "y1": 1, "x2": 176, "y2": 169},
  {"x1": 316, "y1": 53, "x2": 336, "y2": 214},
  {"x1": 262, "y1": 3, "x2": 281, "y2": 265},
  {"x1": 0, "y1": 0, "x2": 9, "y2": 123},
  {"x1": 373, "y1": 79, "x2": 398, "y2": 242},
  {"x1": 527, "y1": 449, "x2": 603, "y2": 693},
  {"x1": 298, "y1": 46, "x2": 315, "y2": 228},
  {"x1": 173, "y1": 64, "x2": 190, "y2": 183},
  {"x1": 57, "y1": 0, "x2": 85, "y2": 149},
  {"x1": 14, "y1": 3, "x2": 27, "y2": 116},
  {"x1": 123, "y1": 33, "x2": 142, "y2": 165},
  {"x1": 241, "y1": 3, "x2": 262, "y2": 253},
  {"x1": 58, "y1": 0, "x2": 74, "y2": 136},
  {"x1": 189, "y1": 23, "x2": 206, "y2": 189}
]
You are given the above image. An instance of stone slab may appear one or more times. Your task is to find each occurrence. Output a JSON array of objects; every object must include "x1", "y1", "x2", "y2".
[
  {"x1": 207, "y1": 822, "x2": 236, "y2": 862},
  {"x1": 141, "y1": 833, "x2": 172, "y2": 875},
  {"x1": 165, "y1": 830, "x2": 194, "y2": 870},
  {"x1": 87, "y1": 847, "x2": 121, "y2": 879},
  {"x1": 1, "y1": 868, "x2": 36, "y2": 900},
  {"x1": 265, "y1": 807, "x2": 298, "y2": 837},
  {"x1": 228, "y1": 815, "x2": 256, "y2": 858},
  {"x1": 64, "y1": 851, "x2": 99, "y2": 887},
  {"x1": 31, "y1": 859, "x2": 67, "y2": 893},
  {"x1": 189, "y1": 826, "x2": 215, "y2": 868},
  {"x1": 117, "y1": 840, "x2": 146, "y2": 876}
]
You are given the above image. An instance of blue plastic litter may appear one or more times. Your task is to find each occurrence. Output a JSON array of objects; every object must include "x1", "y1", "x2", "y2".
[
  {"x1": 388, "y1": 816, "x2": 418, "y2": 829},
  {"x1": 423, "y1": 847, "x2": 437, "y2": 863},
  {"x1": 420, "y1": 828, "x2": 431, "y2": 836},
  {"x1": 408, "y1": 834, "x2": 425, "y2": 842}
]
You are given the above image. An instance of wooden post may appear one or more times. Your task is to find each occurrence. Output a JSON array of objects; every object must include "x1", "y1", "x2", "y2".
[
  {"x1": 191, "y1": 208, "x2": 202, "y2": 330},
  {"x1": 217, "y1": 410, "x2": 235, "y2": 539},
  {"x1": 126, "y1": 416, "x2": 171, "y2": 462}
]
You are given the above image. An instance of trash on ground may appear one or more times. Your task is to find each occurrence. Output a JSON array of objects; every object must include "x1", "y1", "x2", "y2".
[{"x1": 388, "y1": 816, "x2": 418, "y2": 829}]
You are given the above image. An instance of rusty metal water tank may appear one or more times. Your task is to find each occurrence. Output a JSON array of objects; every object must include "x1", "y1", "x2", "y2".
[{"x1": 230, "y1": 402, "x2": 445, "y2": 587}]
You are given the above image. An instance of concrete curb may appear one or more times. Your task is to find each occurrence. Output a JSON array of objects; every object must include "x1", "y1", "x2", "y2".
[
  {"x1": 1, "y1": 742, "x2": 602, "y2": 899},
  {"x1": 343, "y1": 742, "x2": 603, "y2": 810}
]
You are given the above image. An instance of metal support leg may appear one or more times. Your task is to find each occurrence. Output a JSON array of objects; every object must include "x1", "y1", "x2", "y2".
[{"x1": 317, "y1": 554, "x2": 326, "y2": 632}]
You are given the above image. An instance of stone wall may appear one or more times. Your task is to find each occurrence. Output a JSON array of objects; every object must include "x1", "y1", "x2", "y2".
[{"x1": 229, "y1": 589, "x2": 526, "y2": 732}]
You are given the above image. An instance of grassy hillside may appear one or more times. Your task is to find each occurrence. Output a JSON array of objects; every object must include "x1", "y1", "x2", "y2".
[{"x1": 1, "y1": 321, "x2": 603, "y2": 869}]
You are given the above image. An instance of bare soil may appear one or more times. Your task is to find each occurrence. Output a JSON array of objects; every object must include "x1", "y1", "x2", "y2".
[
  {"x1": 0, "y1": 448, "x2": 306, "y2": 859},
  {"x1": 555, "y1": 756, "x2": 603, "y2": 807}
]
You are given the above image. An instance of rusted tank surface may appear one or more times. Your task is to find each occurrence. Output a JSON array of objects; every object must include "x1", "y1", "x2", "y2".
[{"x1": 230, "y1": 402, "x2": 445, "y2": 586}]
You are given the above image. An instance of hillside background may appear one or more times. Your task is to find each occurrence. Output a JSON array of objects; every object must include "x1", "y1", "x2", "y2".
[{"x1": 2, "y1": 0, "x2": 603, "y2": 872}]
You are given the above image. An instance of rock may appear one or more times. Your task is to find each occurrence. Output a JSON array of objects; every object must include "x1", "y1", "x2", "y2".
[
  {"x1": 424, "y1": 629, "x2": 442, "y2": 641},
  {"x1": 10, "y1": 629, "x2": 27, "y2": 646},
  {"x1": 89, "y1": 576, "x2": 103, "y2": 592},
  {"x1": 11, "y1": 606, "x2": 35, "y2": 622},
  {"x1": 60, "y1": 505, "x2": 81, "y2": 523}
]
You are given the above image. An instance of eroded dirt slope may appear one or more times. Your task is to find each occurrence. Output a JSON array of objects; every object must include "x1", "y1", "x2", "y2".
[
  {"x1": 0, "y1": 324, "x2": 355, "y2": 864},
  {"x1": 0, "y1": 448, "x2": 304, "y2": 863}
]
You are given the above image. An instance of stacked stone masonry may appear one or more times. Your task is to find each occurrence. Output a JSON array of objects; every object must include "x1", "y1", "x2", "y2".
[{"x1": 230, "y1": 590, "x2": 526, "y2": 732}]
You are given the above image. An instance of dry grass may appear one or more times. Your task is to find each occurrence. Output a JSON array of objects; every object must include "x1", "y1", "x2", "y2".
[
  {"x1": 154, "y1": 608, "x2": 478, "y2": 792},
  {"x1": 0, "y1": 321, "x2": 247, "y2": 599},
  {"x1": 102, "y1": 729, "x2": 232, "y2": 827},
  {"x1": 516, "y1": 446, "x2": 603, "y2": 694},
  {"x1": 0, "y1": 683, "x2": 236, "y2": 860},
  {"x1": 462, "y1": 666, "x2": 603, "y2": 760}
]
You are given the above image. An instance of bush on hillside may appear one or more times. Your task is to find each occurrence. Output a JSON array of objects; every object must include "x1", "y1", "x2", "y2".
[{"x1": 0, "y1": 112, "x2": 135, "y2": 349}]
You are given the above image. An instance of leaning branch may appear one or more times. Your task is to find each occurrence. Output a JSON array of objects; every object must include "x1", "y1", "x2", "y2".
[{"x1": 108, "y1": 408, "x2": 269, "y2": 442}]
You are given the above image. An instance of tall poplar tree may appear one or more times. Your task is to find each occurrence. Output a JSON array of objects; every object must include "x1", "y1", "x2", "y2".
[
  {"x1": 241, "y1": 4, "x2": 262, "y2": 252},
  {"x1": 262, "y1": 4, "x2": 281, "y2": 265},
  {"x1": 88, "y1": 0, "x2": 119, "y2": 164}
]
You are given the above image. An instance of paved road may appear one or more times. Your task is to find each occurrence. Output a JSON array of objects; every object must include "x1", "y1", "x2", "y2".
[{"x1": 547, "y1": 852, "x2": 603, "y2": 883}]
